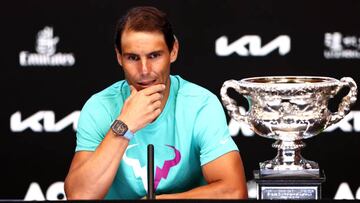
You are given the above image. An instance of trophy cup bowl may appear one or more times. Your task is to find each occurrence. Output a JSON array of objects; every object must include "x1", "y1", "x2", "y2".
[{"x1": 221, "y1": 76, "x2": 357, "y2": 177}]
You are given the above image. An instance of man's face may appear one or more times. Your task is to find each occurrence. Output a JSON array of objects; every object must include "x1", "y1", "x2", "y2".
[{"x1": 116, "y1": 30, "x2": 178, "y2": 91}]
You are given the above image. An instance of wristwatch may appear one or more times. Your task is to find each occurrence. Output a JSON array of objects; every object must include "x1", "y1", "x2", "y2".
[{"x1": 111, "y1": 120, "x2": 134, "y2": 140}]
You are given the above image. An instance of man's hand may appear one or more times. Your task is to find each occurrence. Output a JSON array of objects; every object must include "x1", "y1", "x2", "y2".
[{"x1": 118, "y1": 84, "x2": 166, "y2": 133}]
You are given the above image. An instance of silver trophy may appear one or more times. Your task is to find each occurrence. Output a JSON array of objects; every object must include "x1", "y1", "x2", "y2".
[{"x1": 221, "y1": 76, "x2": 357, "y2": 177}]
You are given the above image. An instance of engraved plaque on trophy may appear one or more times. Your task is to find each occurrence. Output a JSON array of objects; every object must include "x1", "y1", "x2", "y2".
[{"x1": 220, "y1": 76, "x2": 357, "y2": 200}]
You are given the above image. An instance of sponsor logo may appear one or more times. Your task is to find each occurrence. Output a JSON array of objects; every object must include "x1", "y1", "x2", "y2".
[
  {"x1": 228, "y1": 107, "x2": 360, "y2": 137},
  {"x1": 334, "y1": 182, "x2": 360, "y2": 200},
  {"x1": 19, "y1": 26, "x2": 76, "y2": 66},
  {"x1": 10, "y1": 111, "x2": 80, "y2": 132},
  {"x1": 324, "y1": 32, "x2": 360, "y2": 59},
  {"x1": 215, "y1": 35, "x2": 290, "y2": 56},
  {"x1": 24, "y1": 182, "x2": 66, "y2": 201},
  {"x1": 324, "y1": 111, "x2": 360, "y2": 132},
  {"x1": 228, "y1": 107, "x2": 255, "y2": 137}
]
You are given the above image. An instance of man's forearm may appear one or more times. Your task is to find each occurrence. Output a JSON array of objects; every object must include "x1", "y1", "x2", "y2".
[
  {"x1": 156, "y1": 180, "x2": 248, "y2": 199},
  {"x1": 65, "y1": 131, "x2": 129, "y2": 199}
]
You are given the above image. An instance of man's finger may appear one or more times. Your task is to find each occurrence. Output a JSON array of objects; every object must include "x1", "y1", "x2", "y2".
[
  {"x1": 152, "y1": 100, "x2": 162, "y2": 109},
  {"x1": 148, "y1": 92, "x2": 163, "y2": 103},
  {"x1": 142, "y1": 84, "x2": 166, "y2": 95}
]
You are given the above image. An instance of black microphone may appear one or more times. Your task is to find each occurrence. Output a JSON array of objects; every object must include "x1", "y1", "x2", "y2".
[{"x1": 147, "y1": 144, "x2": 155, "y2": 199}]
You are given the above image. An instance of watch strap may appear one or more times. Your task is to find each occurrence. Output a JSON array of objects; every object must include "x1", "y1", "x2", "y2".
[{"x1": 123, "y1": 129, "x2": 134, "y2": 140}]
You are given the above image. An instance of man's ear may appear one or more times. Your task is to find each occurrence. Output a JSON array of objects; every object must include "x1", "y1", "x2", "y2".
[
  {"x1": 115, "y1": 48, "x2": 123, "y2": 66},
  {"x1": 170, "y1": 39, "x2": 179, "y2": 63}
]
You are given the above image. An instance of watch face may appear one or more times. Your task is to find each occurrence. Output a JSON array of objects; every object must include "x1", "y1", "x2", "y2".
[{"x1": 112, "y1": 120, "x2": 128, "y2": 135}]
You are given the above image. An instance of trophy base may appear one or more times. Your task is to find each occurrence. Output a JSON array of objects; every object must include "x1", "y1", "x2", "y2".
[
  {"x1": 260, "y1": 168, "x2": 320, "y2": 178},
  {"x1": 254, "y1": 170, "x2": 326, "y2": 200}
]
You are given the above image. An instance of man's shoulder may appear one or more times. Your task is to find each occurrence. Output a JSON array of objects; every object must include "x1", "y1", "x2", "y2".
[
  {"x1": 82, "y1": 80, "x2": 128, "y2": 111},
  {"x1": 89, "y1": 80, "x2": 127, "y2": 100},
  {"x1": 173, "y1": 75, "x2": 218, "y2": 101},
  {"x1": 94, "y1": 80, "x2": 127, "y2": 97}
]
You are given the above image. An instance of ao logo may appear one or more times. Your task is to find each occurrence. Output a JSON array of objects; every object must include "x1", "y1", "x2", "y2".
[
  {"x1": 10, "y1": 111, "x2": 80, "y2": 132},
  {"x1": 334, "y1": 182, "x2": 360, "y2": 200},
  {"x1": 215, "y1": 35, "x2": 291, "y2": 56},
  {"x1": 24, "y1": 182, "x2": 66, "y2": 201}
]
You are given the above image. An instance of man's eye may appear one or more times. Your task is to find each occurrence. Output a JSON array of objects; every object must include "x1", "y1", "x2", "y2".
[
  {"x1": 127, "y1": 55, "x2": 139, "y2": 61},
  {"x1": 149, "y1": 53, "x2": 160, "y2": 59}
]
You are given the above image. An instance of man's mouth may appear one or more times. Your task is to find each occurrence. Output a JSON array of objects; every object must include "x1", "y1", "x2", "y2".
[{"x1": 137, "y1": 79, "x2": 157, "y2": 87}]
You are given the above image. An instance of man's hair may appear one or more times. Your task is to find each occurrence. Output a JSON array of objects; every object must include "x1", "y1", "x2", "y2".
[{"x1": 114, "y1": 6, "x2": 175, "y2": 54}]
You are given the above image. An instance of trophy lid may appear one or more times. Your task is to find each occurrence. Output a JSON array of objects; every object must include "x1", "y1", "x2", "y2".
[{"x1": 238, "y1": 76, "x2": 341, "y2": 92}]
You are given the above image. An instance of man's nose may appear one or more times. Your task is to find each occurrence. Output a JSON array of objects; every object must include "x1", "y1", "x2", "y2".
[{"x1": 140, "y1": 59, "x2": 151, "y2": 74}]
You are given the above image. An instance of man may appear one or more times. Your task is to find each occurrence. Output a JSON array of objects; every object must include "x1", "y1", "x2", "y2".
[{"x1": 64, "y1": 6, "x2": 247, "y2": 199}]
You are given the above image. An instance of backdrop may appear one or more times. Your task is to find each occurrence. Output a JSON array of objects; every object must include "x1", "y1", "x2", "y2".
[{"x1": 1, "y1": 0, "x2": 359, "y2": 200}]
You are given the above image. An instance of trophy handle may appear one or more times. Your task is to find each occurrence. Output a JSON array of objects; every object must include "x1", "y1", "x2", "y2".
[
  {"x1": 220, "y1": 79, "x2": 248, "y2": 123},
  {"x1": 328, "y1": 77, "x2": 358, "y2": 127}
]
